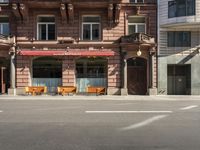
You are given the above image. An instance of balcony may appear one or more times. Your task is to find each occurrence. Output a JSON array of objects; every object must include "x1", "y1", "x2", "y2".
[{"x1": 121, "y1": 33, "x2": 155, "y2": 46}]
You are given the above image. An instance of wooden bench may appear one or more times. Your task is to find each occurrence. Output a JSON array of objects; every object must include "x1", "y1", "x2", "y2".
[
  {"x1": 57, "y1": 86, "x2": 77, "y2": 96},
  {"x1": 87, "y1": 86, "x2": 106, "y2": 95},
  {"x1": 25, "y1": 86, "x2": 47, "y2": 96}
]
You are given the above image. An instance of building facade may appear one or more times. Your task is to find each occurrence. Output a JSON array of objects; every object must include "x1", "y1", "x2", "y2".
[
  {"x1": 0, "y1": 0, "x2": 157, "y2": 95},
  {"x1": 158, "y1": 0, "x2": 200, "y2": 95}
]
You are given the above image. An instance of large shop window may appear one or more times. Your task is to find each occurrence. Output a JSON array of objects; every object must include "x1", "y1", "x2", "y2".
[
  {"x1": 82, "y1": 16, "x2": 100, "y2": 41},
  {"x1": 37, "y1": 16, "x2": 56, "y2": 40},
  {"x1": 32, "y1": 57, "x2": 62, "y2": 93},
  {"x1": 167, "y1": 31, "x2": 191, "y2": 47},
  {"x1": 0, "y1": 16, "x2": 9, "y2": 35},
  {"x1": 76, "y1": 57, "x2": 107, "y2": 93},
  {"x1": 128, "y1": 16, "x2": 146, "y2": 35},
  {"x1": 168, "y1": 0, "x2": 195, "y2": 18}
]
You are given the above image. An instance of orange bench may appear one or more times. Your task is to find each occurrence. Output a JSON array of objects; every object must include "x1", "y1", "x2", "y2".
[
  {"x1": 87, "y1": 86, "x2": 106, "y2": 95},
  {"x1": 25, "y1": 86, "x2": 47, "y2": 96},
  {"x1": 57, "y1": 86, "x2": 77, "y2": 96}
]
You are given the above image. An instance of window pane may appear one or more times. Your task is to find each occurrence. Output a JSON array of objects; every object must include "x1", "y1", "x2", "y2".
[
  {"x1": 2, "y1": 24, "x2": 9, "y2": 35},
  {"x1": 176, "y1": 32, "x2": 183, "y2": 47},
  {"x1": 92, "y1": 24, "x2": 100, "y2": 40},
  {"x1": 38, "y1": 24, "x2": 46, "y2": 40},
  {"x1": 83, "y1": 24, "x2": 91, "y2": 40},
  {"x1": 128, "y1": 25, "x2": 136, "y2": 34},
  {"x1": 48, "y1": 24, "x2": 55, "y2": 40},
  {"x1": 167, "y1": 32, "x2": 175, "y2": 47},
  {"x1": 168, "y1": 1, "x2": 176, "y2": 18},
  {"x1": 137, "y1": 0, "x2": 144, "y2": 3},
  {"x1": 128, "y1": 17, "x2": 145, "y2": 23},
  {"x1": 0, "y1": 0, "x2": 9, "y2": 3},
  {"x1": 38, "y1": 17, "x2": 55, "y2": 23},
  {"x1": 182, "y1": 32, "x2": 191, "y2": 47},
  {"x1": 187, "y1": 0, "x2": 195, "y2": 16},
  {"x1": 0, "y1": 17, "x2": 9, "y2": 23},
  {"x1": 177, "y1": 0, "x2": 186, "y2": 17},
  {"x1": 138, "y1": 25, "x2": 145, "y2": 33},
  {"x1": 83, "y1": 16, "x2": 100, "y2": 23},
  {"x1": 168, "y1": 31, "x2": 191, "y2": 47},
  {"x1": 130, "y1": 0, "x2": 135, "y2": 2}
]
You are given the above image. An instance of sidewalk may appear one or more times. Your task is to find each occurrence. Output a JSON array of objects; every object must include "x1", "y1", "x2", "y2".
[{"x1": 0, "y1": 95, "x2": 200, "y2": 101}]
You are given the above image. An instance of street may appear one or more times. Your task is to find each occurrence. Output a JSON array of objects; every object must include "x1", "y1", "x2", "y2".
[{"x1": 0, "y1": 98, "x2": 200, "y2": 150}]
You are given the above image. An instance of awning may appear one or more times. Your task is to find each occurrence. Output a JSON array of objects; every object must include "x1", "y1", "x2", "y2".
[{"x1": 18, "y1": 50, "x2": 115, "y2": 56}]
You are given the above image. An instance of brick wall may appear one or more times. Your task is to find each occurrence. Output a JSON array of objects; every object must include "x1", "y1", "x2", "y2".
[
  {"x1": 62, "y1": 56, "x2": 75, "y2": 86},
  {"x1": 16, "y1": 56, "x2": 31, "y2": 87},
  {"x1": 107, "y1": 53, "x2": 121, "y2": 88}
]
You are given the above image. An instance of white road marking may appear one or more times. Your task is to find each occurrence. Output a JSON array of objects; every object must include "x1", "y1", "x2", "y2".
[
  {"x1": 0, "y1": 110, "x2": 3, "y2": 113},
  {"x1": 85, "y1": 111, "x2": 173, "y2": 114},
  {"x1": 180, "y1": 105, "x2": 198, "y2": 110},
  {"x1": 120, "y1": 115, "x2": 168, "y2": 131}
]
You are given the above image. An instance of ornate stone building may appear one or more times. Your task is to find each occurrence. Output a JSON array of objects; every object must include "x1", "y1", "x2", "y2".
[{"x1": 0, "y1": 0, "x2": 157, "y2": 95}]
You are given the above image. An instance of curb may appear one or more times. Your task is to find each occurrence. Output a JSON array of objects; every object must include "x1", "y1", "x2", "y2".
[{"x1": 0, "y1": 95, "x2": 200, "y2": 101}]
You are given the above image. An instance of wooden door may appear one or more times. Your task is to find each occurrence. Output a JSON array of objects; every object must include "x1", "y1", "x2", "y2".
[
  {"x1": 127, "y1": 58, "x2": 147, "y2": 95},
  {"x1": 0, "y1": 67, "x2": 6, "y2": 94}
]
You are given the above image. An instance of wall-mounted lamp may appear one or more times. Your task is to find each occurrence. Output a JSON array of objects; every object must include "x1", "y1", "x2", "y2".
[{"x1": 137, "y1": 45, "x2": 142, "y2": 56}]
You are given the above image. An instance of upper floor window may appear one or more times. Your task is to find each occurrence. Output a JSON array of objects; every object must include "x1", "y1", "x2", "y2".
[
  {"x1": 168, "y1": 0, "x2": 195, "y2": 18},
  {"x1": 37, "y1": 16, "x2": 55, "y2": 40},
  {"x1": 130, "y1": 0, "x2": 144, "y2": 3},
  {"x1": 0, "y1": 16, "x2": 9, "y2": 35},
  {"x1": 128, "y1": 16, "x2": 146, "y2": 35},
  {"x1": 167, "y1": 31, "x2": 191, "y2": 47},
  {"x1": 0, "y1": 0, "x2": 9, "y2": 3},
  {"x1": 82, "y1": 16, "x2": 100, "y2": 41}
]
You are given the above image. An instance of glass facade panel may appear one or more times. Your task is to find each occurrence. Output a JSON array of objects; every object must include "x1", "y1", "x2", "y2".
[
  {"x1": 167, "y1": 31, "x2": 191, "y2": 47},
  {"x1": 168, "y1": 0, "x2": 195, "y2": 18}
]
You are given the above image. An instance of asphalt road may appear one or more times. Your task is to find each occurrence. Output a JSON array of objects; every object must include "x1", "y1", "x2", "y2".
[{"x1": 0, "y1": 99, "x2": 200, "y2": 150}]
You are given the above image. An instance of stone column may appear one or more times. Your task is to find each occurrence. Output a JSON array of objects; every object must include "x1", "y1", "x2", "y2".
[
  {"x1": 8, "y1": 45, "x2": 16, "y2": 95},
  {"x1": 121, "y1": 58, "x2": 128, "y2": 95}
]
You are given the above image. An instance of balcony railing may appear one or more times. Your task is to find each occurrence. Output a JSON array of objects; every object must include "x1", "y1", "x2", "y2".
[{"x1": 121, "y1": 33, "x2": 155, "y2": 44}]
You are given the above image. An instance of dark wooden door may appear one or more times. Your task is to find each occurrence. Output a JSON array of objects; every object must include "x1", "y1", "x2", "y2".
[
  {"x1": 127, "y1": 57, "x2": 147, "y2": 95},
  {"x1": 0, "y1": 67, "x2": 7, "y2": 94}
]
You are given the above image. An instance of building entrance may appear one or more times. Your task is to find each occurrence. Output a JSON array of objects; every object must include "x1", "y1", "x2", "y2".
[
  {"x1": 127, "y1": 57, "x2": 147, "y2": 95},
  {"x1": 167, "y1": 65, "x2": 191, "y2": 95}
]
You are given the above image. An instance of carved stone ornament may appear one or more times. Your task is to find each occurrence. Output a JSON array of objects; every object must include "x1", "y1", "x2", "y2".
[{"x1": 121, "y1": 33, "x2": 155, "y2": 44}]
